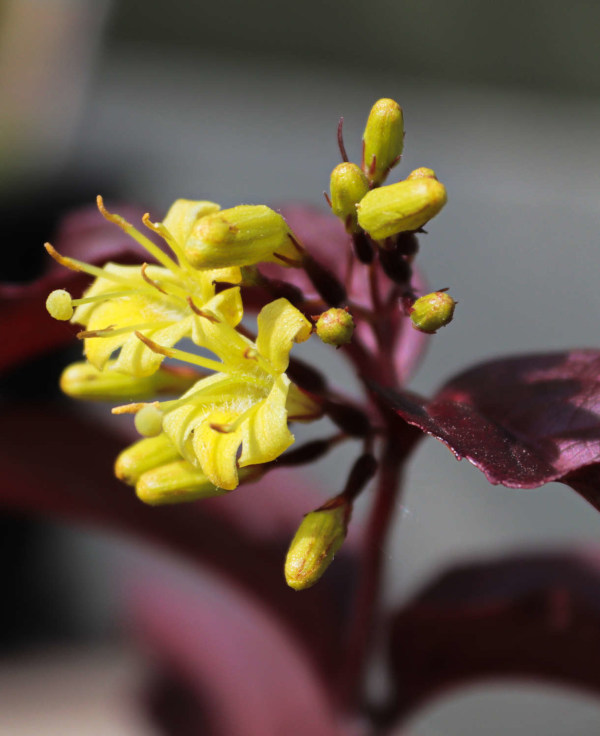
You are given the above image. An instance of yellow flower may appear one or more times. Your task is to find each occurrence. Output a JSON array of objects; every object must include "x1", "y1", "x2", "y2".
[
  {"x1": 117, "y1": 298, "x2": 315, "y2": 491},
  {"x1": 46, "y1": 197, "x2": 243, "y2": 376}
]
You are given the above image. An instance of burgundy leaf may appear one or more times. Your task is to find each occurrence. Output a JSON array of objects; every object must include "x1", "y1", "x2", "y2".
[
  {"x1": 374, "y1": 351, "x2": 600, "y2": 508},
  {"x1": 130, "y1": 572, "x2": 343, "y2": 736},
  {"x1": 387, "y1": 550, "x2": 600, "y2": 722},
  {"x1": 0, "y1": 402, "x2": 355, "y2": 677}
]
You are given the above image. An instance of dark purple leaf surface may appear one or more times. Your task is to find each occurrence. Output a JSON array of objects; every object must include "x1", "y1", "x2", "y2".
[
  {"x1": 375, "y1": 351, "x2": 600, "y2": 507},
  {"x1": 388, "y1": 550, "x2": 600, "y2": 721},
  {"x1": 130, "y1": 573, "x2": 342, "y2": 736},
  {"x1": 0, "y1": 402, "x2": 354, "y2": 676}
]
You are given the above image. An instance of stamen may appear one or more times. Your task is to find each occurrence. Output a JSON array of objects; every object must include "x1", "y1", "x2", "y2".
[
  {"x1": 77, "y1": 321, "x2": 173, "y2": 339},
  {"x1": 112, "y1": 402, "x2": 149, "y2": 415},
  {"x1": 141, "y1": 263, "x2": 167, "y2": 294},
  {"x1": 96, "y1": 195, "x2": 180, "y2": 273},
  {"x1": 45, "y1": 243, "x2": 132, "y2": 285},
  {"x1": 135, "y1": 331, "x2": 231, "y2": 374},
  {"x1": 142, "y1": 213, "x2": 190, "y2": 267},
  {"x1": 187, "y1": 297, "x2": 219, "y2": 322}
]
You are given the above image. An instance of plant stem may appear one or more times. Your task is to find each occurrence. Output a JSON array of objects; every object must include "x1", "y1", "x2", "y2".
[{"x1": 338, "y1": 435, "x2": 404, "y2": 712}]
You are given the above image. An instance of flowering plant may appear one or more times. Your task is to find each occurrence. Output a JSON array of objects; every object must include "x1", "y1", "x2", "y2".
[{"x1": 3, "y1": 99, "x2": 600, "y2": 734}]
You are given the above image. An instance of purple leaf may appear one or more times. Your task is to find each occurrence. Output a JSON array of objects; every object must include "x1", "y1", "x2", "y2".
[
  {"x1": 0, "y1": 402, "x2": 355, "y2": 678},
  {"x1": 130, "y1": 572, "x2": 343, "y2": 736},
  {"x1": 388, "y1": 550, "x2": 600, "y2": 722},
  {"x1": 374, "y1": 351, "x2": 600, "y2": 508}
]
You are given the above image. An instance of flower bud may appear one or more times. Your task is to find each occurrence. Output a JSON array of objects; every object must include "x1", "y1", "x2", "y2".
[
  {"x1": 115, "y1": 434, "x2": 181, "y2": 485},
  {"x1": 46, "y1": 289, "x2": 73, "y2": 321},
  {"x1": 59, "y1": 361, "x2": 197, "y2": 401},
  {"x1": 162, "y1": 199, "x2": 221, "y2": 243},
  {"x1": 329, "y1": 163, "x2": 369, "y2": 233},
  {"x1": 407, "y1": 167, "x2": 437, "y2": 180},
  {"x1": 134, "y1": 404, "x2": 164, "y2": 437},
  {"x1": 136, "y1": 460, "x2": 228, "y2": 505},
  {"x1": 356, "y1": 173, "x2": 447, "y2": 240},
  {"x1": 410, "y1": 291, "x2": 456, "y2": 334},
  {"x1": 285, "y1": 500, "x2": 350, "y2": 590},
  {"x1": 183, "y1": 205, "x2": 300, "y2": 269},
  {"x1": 315, "y1": 308, "x2": 354, "y2": 346},
  {"x1": 362, "y1": 98, "x2": 404, "y2": 185}
]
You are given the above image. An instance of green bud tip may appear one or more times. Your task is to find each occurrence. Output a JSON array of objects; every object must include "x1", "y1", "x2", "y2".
[
  {"x1": 285, "y1": 501, "x2": 349, "y2": 590},
  {"x1": 410, "y1": 291, "x2": 456, "y2": 334},
  {"x1": 315, "y1": 308, "x2": 354, "y2": 346},
  {"x1": 362, "y1": 98, "x2": 404, "y2": 185},
  {"x1": 46, "y1": 289, "x2": 73, "y2": 321},
  {"x1": 329, "y1": 163, "x2": 370, "y2": 233},
  {"x1": 407, "y1": 167, "x2": 437, "y2": 180},
  {"x1": 134, "y1": 404, "x2": 164, "y2": 437}
]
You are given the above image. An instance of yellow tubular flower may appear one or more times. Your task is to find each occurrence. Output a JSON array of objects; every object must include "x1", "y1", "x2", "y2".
[
  {"x1": 46, "y1": 197, "x2": 243, "y2": 377},
  {"x1": 118, "y1": 298, "x2": 313, "y2": 491}
]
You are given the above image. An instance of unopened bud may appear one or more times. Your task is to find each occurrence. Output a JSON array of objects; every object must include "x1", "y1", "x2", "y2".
[
  {"x1": 285, "y1": 500, "x2": 350, "y2": 590},
  {"x1": 410, "y1": 291, "x2": 456, "y2": 334},
  {"x1": 134, "y1": 404, "x2": 164, "y2": 437},
  {"x1": 184, "y1": 205, "x2": 300, "y2": 269},
  {"x1": 329, "y1": 163, "x2": 369, "y2": 233},
  {"x1": 315, "y1": 308, "x2": 355, "y2": 346},
  {"x1": 60, "y1": 361, "x2": 197, "y2": 401},
  {"x1": 357, "y1": 173, "x2": 446, "y2": 240},
  {"x1": 136, "y1": 460, "x2": 228, "y2": 505},
  {"x1": 362, "y1": 98, "x2": 404, "y2": 185},
  {"x1": 115, "y1": 433, "x2": 181, "y2": 486},
  {"x1": 162, "y1": 199, "x2": 221, "y2": 243},
  {"x1": 46, "y1": 289, "x2": 73, "y2": 321},
  {"x1": 302, "y1": 253, "x2": 347, "y2": 307}
]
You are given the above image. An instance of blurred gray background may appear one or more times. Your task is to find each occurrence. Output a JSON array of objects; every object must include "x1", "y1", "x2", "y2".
[{"x1": 2, "y1": 0, "x2": 600, "y2": 733}]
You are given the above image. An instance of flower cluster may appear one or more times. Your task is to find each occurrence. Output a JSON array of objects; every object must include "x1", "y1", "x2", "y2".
[{"x1": 46, "y1": 98, "x2": 452, "y2": 589}]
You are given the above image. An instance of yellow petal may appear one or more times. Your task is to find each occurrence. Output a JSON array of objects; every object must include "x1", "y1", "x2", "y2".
[
  {"x1": 112, "y1": 316, "x2": 193, "y2": 376},
  {"x1": 115, "y1": 433, "x2": 181, "y2": 485},
  {"x1": 239, "y1": 375, "x2": 294, "y2": 467},
  {"x1": 255, "y1": 298, "x2": 312, "y2": 373},
  {"x1": 194, "y1": 409, "x2": 245, "y2": 490}
]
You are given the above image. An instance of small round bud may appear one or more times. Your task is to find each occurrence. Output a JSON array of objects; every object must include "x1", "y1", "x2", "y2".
[
  {"x1": 315, "y1": 308, "x2": 354, "y2": 346},
  {"x1": 406, "y1": 167, "x2": 437, "y2": 180},
  {"x1": 356, "y1": 176, "x2": 447, "y2": 240},
  {"x1": 134, "y1": 404, "x2": 164, "y2": 437},
  {"x1": 329, "y1": 163, "x2": 369, "y2": 233},
  {"x1": 410, "y1": 291, "x2": 456, "y2": 334},
  {"x1": 362, "y1": 98, "x2": 404, "y2": 185},
  {"x1": 46, "y1": 289, "x2": 73, "y2": 321},
  {"x1": 285, "y1": 501, "x2": 349, "y2": 590}
]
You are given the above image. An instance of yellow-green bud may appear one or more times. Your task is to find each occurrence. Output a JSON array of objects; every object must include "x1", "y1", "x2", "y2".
[
  {"x1": 134, "y1": 404, "x2": 164, "y2": 437},
  {"x1": 285, "y1": 501, "x2": 349, "y2": 590},
  {"x1": 115, "y1": 433, "x2": 181, "y2": 486},
  {"x1": 329, "y1": 163, "x2": 370, "y2": 233},
  {"x1": 183, "y1": 205, "x2": 301, "y2": 269},
  {"x1": 162, "y1": 199, "x2": 221, "y2": 243},
  {"x1": 46, "y1": 289, "x2": 73, "y2": 321},
  {"x1": 356, "y1": 174, "x2": 447, "y2": 240},
  {"x1": 410, "y1": 291, "x2": 456, "y2": 334},
  {"x1": 315, "y1": 308, "x2": 354, "y2": 346},
  {"x1": 136, "y1": 460, "x2": 229, "y2": 505},
  {"x1": 59, "y1": 361, "x2": 198, "y2": 401},
  {"x1": 362, "y1": 98, "x2": 404, "y2": 185}
]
